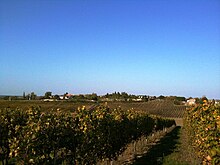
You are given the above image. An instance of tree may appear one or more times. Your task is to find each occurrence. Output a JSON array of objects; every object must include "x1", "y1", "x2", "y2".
[
  {"x1": 91, "y1": 93, "x2": 98, "y2": 101},
  {"x1": 121, "y1": 92, "x2": 128, "y2": 99},
  {"x1": 30, "y1": 92, "x2": 37, "y2": 100},
  {"x1": 44, "y1": 91, "x2": 52, "y2": 99},
  {"x1": 23, "y1": 92, "x2": 26, "y2": 99},
  {"x1": 3, "y1": 96, "x2": 10, "y2": 100},
  {"x1": 158, "y1": 95, "x2": 165, "y2": 99},
  {"x1": 54, "y1": 95, "x2": 60, "y2": 100},
  {"x1": 85, "y1": 93, "x2": 98, "y2": 101},
  {"x1": 176, "y1": 96, "x2": 186, "y2": 102},
  {"x1": 78, "y1": 94, "x2": 85, "y2": 100},
  {"x1": 27, "y1": 94, "x2": 30, "y2": 100},
  {"x1": 142, "y1": 95, "x2": 148, "y2": 102}
]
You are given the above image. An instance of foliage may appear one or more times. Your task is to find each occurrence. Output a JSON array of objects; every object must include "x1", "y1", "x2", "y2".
[
  {"x1": 0, "y1": 106, "x2": 175, "y2": 164},
  {"x1": 44, "y1": 92, "x2": 52, "y2": 99},
  {"x1": 103, "y1": 92, "x2": 148, "y2": 101},
  {"x1": 158, "y1": 95, "x2": 165, "y2": 100},
  {"x1": 174, "y1": 96, "x2": 186, "y2": 102},
  {"x1": 30, "y1": 92, "x2": 37, "y2": 100},
  {"x1": 184, "y1": 101, "x2": 220, "y2": 164}
]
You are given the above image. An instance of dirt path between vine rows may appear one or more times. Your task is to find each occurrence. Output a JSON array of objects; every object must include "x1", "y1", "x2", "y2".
[
  {"x1": 131, "y1": 126, "x2": 181, "y2": 165},
  {"x1": 173, "y1": 118, "x2": 183, "y2": 127},
  {"x1": 131, "y1": 121, "x2": 201, "y2": 165}
]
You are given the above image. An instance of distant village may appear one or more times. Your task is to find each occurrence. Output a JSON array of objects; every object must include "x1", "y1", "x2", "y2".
[{"x1": 0, "y1": 91, "x2": 219, "y2": 106}]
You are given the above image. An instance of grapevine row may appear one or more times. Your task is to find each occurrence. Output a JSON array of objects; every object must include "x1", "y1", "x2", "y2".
[
  {"x1": 0, "y1": 106, "x2": 175, "y2": 164},
  {"x1": 184, "y1": 101, "x2": 220, "y2": 164},
  {"x1": 106, "y1": 100, "x2": 186, "y2": 118}
]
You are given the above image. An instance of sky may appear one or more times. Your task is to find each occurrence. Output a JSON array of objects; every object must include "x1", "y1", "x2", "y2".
[{"x1": 0, "y1": 0, "x2": 220, "y2": 99}]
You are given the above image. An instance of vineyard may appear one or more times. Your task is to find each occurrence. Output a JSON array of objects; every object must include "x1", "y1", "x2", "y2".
[
  {"x1": 0, "y1": 105, "x2": 175, "y2": 165},
  {"x1": 0, "y1": 100, "x2": 186, "y2": 118},
  {"x1": 184, "y1": 101, "x2": 220, "y2": 164},
  {"x1": 105, "y1": 100, "x2": 186, "y2": 118},
  {"x1": 0, "y1": 100, "x2": 93, "y2": 113},
  {"x1": 1, "y1": 99, "x2": 219, "y2": 164}
]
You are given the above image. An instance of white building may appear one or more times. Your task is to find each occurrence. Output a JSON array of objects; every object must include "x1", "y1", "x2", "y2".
[{"x1": 186, "y1": 98, "x2": 196, "y2": 105}]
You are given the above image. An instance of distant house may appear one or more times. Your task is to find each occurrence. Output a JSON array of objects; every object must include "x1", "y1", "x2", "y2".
[
  {"x1": 66, "y1": 93, "x2": 73, "y2": 98},
  {"x1": 132, "y1": 98, "x2": 143, "y2": 102},
  {"x1": 43, "y1": 99, "x2": 56, "y2": 102},
  {"x1": 148, "y1": 96, "x2": 156, "y2": 101},
  {"x1": 186, "y1": 98, "x2": 196, "y2": 105},
  {"x1": 59, "y1": 96, "x2": 65, "y2": 100},
  {"x1": 59, "y1": 93, "x2": 73, "y2": 100},
  {"x1": 182, "y1": 101, "x2": 186, "y2": 104},
  {"x1": 214, "y1": 100, "x2": 220, "y2": 105}
]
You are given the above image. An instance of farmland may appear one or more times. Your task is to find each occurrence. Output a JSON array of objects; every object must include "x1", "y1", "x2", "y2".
[
  {"x1": 0, "y1": 100, "x2": 94, "y2": 113},
  {"x1": 0, "y1": 99, "x2": 185, "y2": 128},
  {"x1": 105, "y1": 100, "x2": 185, "y2": 118},
  {"x1": 0, "y1": 99, "x2": 219, "y2": 164},
  {"x1": 0, "y1": 99, "x2": 185, "y2": 118},
  {"x1": 0, "y1": 101, "x2": 175, "y2": 164}
]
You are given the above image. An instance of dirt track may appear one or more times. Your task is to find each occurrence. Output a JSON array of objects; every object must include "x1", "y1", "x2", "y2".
[{"x1": 173, "y1": 118, "x2": 183, "y2": 127}]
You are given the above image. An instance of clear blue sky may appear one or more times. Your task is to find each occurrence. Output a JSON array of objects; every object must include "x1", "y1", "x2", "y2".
[{"x1": 0, "y1": 0, "x2": 220, "y2": 98}]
